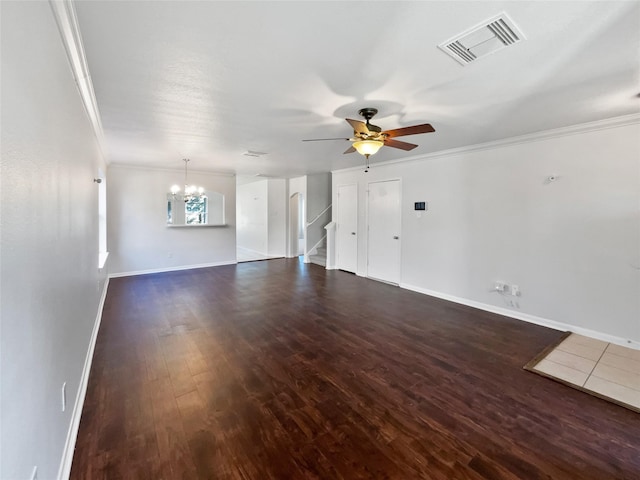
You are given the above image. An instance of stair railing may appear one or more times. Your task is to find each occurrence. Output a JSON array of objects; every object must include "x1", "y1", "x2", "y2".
[{"x1": 307, "y1": 204, "x2": 332, "y2": 227}]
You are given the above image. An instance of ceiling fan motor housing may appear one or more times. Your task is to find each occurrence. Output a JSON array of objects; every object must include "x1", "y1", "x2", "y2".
[
  {"x1": 358, "y1": 107, "x2": 378, "y2": 121},
  {"x1": 358, "y1": 108, "x2": 382, "y2": 133}
]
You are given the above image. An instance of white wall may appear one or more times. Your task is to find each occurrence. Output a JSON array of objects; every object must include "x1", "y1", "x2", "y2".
[
  {"x1": 305, "y1": 173, "x2": 332, "y2": 253},
  {"x1": 306, "y1": 172, "x2": 331, "y2": 222},
  {"x1": 237, "y1": 179, "x2": 268, "y2": 254},
  {"x1": 0, "y1": 2, "x2": 108, "y2": 478},
  {"x1": 108, "y1": 165, "x2": 236, "y2": 274},
  {"x1": 267, "y1": 178, "x2": 287, "y2": 256},
  {"x1": 333, "y1": 121, "x2": 640, "y2": 344}
]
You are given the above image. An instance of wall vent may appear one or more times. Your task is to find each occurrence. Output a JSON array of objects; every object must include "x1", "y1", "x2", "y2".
[{"x1": 438, "y1": 13, "x2": 525, "y2": 66}]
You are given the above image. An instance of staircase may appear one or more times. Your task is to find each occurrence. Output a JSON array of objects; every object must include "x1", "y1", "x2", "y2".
[
  {"x1": 304, "y1": 203, "x2": 331, "y2": 268},
  {"x1": 308, "y1": 241, "x2": 327, "y2": 267}
]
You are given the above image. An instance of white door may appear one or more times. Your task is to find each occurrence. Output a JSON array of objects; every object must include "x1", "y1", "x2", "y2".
[
  {"x1": 367, "y1": 180, "x2": 401, "y2": 284},
  {"x1": 336, "y1": 184, "x2": 358, "y2": 273}
]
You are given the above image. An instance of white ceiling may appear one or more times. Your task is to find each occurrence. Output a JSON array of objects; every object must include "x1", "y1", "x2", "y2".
[{"x1": 75, "y1": 1, "x2": 640, "y2": 177}]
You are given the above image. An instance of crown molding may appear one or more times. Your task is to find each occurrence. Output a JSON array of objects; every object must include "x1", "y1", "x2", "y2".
[
  {"x1": 49, "y1": 0, "x2": 107, "y2": 160},
  {"x1": 108, "y1": 162, "x2": 236, "y2": 177},
  {"x1": 333, "y1": 112, "x2": 640, "y2": 174}
]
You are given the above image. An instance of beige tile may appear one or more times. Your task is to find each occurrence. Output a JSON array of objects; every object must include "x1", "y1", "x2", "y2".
[
  {"x1": 605, "y1": 343, "x2": 640, "y2": 362},
  {"x1": 535, "y1": 359, "x2": 589, "y2": 386},
  {"x1": 557, "y1": 339, "x2": 606, "y2": 361},
  {"x1": 563, "y1": 333, "x2": 608, "y2": 350},
  {"x1": 591, "y1": 363, "x2": 640, "y2": 391},
  {"x1": 584, "y1": 376, "x2": 640, "y2": 409},
  {"x1": 545, "y1": 349, "x2": 596, "y2": 374},
  {"x1": 598, "y1": 351, "x2": 640, "y2": 375}
]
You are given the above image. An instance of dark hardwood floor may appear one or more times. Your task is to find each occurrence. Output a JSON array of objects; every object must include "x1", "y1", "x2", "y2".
[{"x1": 71, "y1": 259, "x2": 640, "y2": 479}]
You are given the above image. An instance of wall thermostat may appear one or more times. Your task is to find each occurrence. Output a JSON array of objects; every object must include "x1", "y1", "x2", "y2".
[{"x1": 414, "y1": 202, "x2": 427, "y2": 211}]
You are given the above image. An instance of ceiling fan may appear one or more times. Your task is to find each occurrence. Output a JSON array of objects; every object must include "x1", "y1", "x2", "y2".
[{"x1": 303, "y1": 108, "x2": 435, "y2": 171}]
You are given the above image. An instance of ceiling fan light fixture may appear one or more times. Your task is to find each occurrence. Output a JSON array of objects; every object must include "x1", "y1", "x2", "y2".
[{"x1": 353, "y1": 139, "x2": 383, "y2": 158}]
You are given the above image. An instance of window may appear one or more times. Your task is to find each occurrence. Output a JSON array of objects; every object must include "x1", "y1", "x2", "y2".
[
  {"x1": 166, "y1": 190, "x2": 225, "y2": 227},
  {"x1": 185, "y1": 196, "x2": 208, "y2": 225}
]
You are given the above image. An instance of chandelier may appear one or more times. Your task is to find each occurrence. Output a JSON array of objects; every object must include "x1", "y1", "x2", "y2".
[{"x1": 170, "y1": 158, "x2": 205, "y2": 201}]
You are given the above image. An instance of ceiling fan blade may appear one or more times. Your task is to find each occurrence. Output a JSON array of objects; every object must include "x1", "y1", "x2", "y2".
[
  {"x1": 384, "y1": 138, "x2": 418, "y2": 151},
  {"x1": 383, "y1": 123, "x2": 435, "y2": 138},
  {"x1": 343, "y1": 146, "x2": 356, "y2": 154},
  {"x1": 346, "y1": 118, "x2": 369, "y2": 135},
  {"x1": 302, "y1": 137, "x2": 350, "y2": 142}
]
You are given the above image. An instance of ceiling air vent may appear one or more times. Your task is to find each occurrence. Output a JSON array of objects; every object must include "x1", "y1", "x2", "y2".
[{"x1": 438, "y1": 13, "x2": 525, "y2": 66}]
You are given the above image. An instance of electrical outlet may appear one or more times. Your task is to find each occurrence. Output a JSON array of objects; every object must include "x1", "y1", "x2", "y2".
[
  {"x1": 494, "y1": 281, "x2": 506, "y2": 292},
  {"x1": 30, "y1": 466, "x2": 38, "y2": 480},
  {"x1": 511, "y1": 285, "x2": 520, "y2": 296},
  {"x1": 61, "y1": 382, "x2": 66, "y2": 412}
]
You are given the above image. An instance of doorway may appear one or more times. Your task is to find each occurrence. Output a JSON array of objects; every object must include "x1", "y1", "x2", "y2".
[
  {"x1": 288, "y1": 192, "x2": 304, "y2": 257},
  {"x1": 367, "y1": 179, "x2": 401, "y2": 284},
  {"x1": 336, "y1": 184, "x2": 358, "y2": 273},
  {"x1": 236, "y1": 176, "x2": 287, "y2": 262}
]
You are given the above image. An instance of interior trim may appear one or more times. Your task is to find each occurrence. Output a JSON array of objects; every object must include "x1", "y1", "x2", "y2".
[
  {"x1": 108, "y1": 260, "x2": 237, "y2": 278},
  {"x1": 49, "y1": 0, "x2": 106, "y2": 160},
  {"x1": 401, "y1": 282, "x2": 640, "y2": 350},
  {"x1": 108, "y1": 163, "x2": 236, "y2": 176},
  {"x1": 334, "y1": 112, "x2": 640, "y2": 174},
  {"x1": 57, "y1": 277, "x2": 110, "y2": 480}
]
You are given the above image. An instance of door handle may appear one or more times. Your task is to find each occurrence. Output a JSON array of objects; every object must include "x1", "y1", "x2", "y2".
[{"x1": 393, "y1": 236, "x2": 399, "y2": 240}]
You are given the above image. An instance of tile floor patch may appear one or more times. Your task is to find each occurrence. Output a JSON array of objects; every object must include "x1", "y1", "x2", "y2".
[
  {"x1": 535, "y1": 359, "x2": 589, "y2": 386},
  {"x1": 562, "y1": 334, "x2": 609, "y2": 350},
  {"x1": 584, "y1": 376, "x2": 640, "y2": 410},
  {"x1": 591, "y1": 363, "x2": 640, "y2": 391},
  {"x1": 545, "y1": 349, "x2": 596, "y2": 375},
  {"x1": 556, "y1": 340, "x2": 607, "y2": 361},
  {"x1": 605, "y1": 343, "x2": 640, "y2": 361},
  {"x1": 598, "y1": 351, "x2": 640, "y2": 375},
  {"x1": 526, "y1": 333, "x2": 640, "y2": 413}
]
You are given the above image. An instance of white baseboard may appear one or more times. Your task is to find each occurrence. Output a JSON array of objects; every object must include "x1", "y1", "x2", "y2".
[
  {"x1": 400, "y1": 283, "x2": 640, "y2": 350},
  {"x1": 109, "y1": 260, "x2": 237, "y2": 278},
  {"x1": 57, "y1": 277, "x2": 110, "y2": 480},
  {"x1": 237, "y1": 246, "x2": 268, "y2": 256}
]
